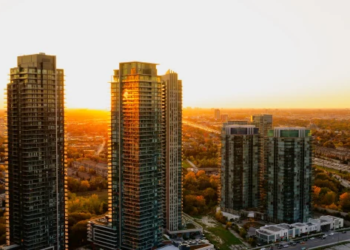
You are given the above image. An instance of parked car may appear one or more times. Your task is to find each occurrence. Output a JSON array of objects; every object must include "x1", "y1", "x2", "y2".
[
  {"x1": 342, "y1": 231, "x2": 347, "y2": 234},
  {"x1": 329, "y1": 232, "x2": 334, "y2": 236}
]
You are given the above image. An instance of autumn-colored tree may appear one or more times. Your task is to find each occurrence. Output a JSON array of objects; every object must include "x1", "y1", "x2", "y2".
[
  {"x1": 68, "y1": 212, "x2": 92, "y2": 227},
  {"x1": 225, "y1": 222, "x2": 232, "y2": 229},
  {"x1": 339, "y1": 192, "x2": 350, "y2": 212},
  {"x1": 322, "y1": 191, "x2": 337, "y2": 205},
  {"x1": 239, "y1": 228, "x2": 247, "y2": 238},
  {"x1": 79, "y1": 180, "x2": 90, "y2": 192},
  {"x1": 327, "y1": 203, "x2": 339, "y2": 210},
  {"x1": 203, "y1": 187, "x2": 216, "y2": 203},
  {"x1": 88, "y1": 168, "x2": 96, "y2": 175},
  {"x1": 78, "y1": 166, "x2": 86, "y2": 172},
  {"x1": 313, "y1": 186, "x2": 321, "y2": 197},
  {"x1": 196, "y1": 170, "x2": 206, "y2": 177},
  {"x1": 67, "y1": 177, "x2": 80, "y2": 192},
  {"x1": 215, "y1": 211, "x2": 227, "y2": 224},
  {"x1": 323, "y1": 141, "x2": 336, "y2": 149},
  {"x1": 196, "y1": 195, "x2": 206, "y2": 207},
  {"x1": 183, "y1": 169, "x2": 218, "y2": 215}
]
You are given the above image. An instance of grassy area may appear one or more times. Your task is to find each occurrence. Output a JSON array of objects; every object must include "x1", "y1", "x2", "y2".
[
  {"x1": 207, "y1": 225, "x2": 242, "y2": 245},
  {"x1": 185, "y1": 223, "x2": 196, "y2": 229},
  {"x1": 195, "y1": 217, "x2": 242, "y2": 250},
  {"x1": 75, "y1": 189, "x2": 108, "y2": 202},
  {"x1": 182, "y1": 160, "x2": 191, "y2": 169}
]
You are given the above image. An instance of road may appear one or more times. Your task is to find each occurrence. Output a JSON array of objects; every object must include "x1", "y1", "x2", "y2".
[
  {"x1": 332, "y1": 174, "x2": 350, "y2": 188},
  {"x1": 313, "y1": 157, "x2": 350, "y2": 188},
  {"x1": 261, "y1": 231, "x2": 350, "y2": 250},
  {"x1": 95, "y1": 139, "x2": 105, "y2": 155},
  {"x1": 183, "y1": 120, "x2": 220, "y2": 135},
  {"x1": 313, "y1": 157, "x2": 350, "y2": 173},
  {"x1": 186, "y1": 159, "x2": 199, "y2": 173}
]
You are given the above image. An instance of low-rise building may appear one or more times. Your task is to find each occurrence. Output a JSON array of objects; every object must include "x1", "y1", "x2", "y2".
[
  {"x1": 87, "y1": 215, "x2": 118, "y2": 250},
  {"x1": 319, "y1": 215, "x2": 344, "y2": 230},
  {"x1": 256, "y1": 224, "x2": 295, "y2": 243},
  {"x1": 256, "y1": 215, "x2": 344, "y2": 243}
]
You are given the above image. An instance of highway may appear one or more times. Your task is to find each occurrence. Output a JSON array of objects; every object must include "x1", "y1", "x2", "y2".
[
  {"x1": 332, "y1": 174, "x2": 350, "y2": 188},
  {"x1": 313, "y1": 157, "x2": 350, "y2": 188},
  {"x1": 183, "y1": 120, "x2": 220, "y2": 135},
  {"x1": 186, "y1": 159, "x2": 199, "y2": 173},
  {"x1": 96, "y1": 139, "x2": 105, "y2": 155},
  {"x1": 313, "y1": 157, "x2": 350, "y2": 173},
  {"x1": 286, "y1": 231, "x2": 350, "y2": 250}
]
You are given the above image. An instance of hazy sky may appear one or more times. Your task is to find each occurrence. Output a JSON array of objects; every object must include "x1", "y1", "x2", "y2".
[{"x1": 1, "y1": 0, "x2": 350, "y2": 109}]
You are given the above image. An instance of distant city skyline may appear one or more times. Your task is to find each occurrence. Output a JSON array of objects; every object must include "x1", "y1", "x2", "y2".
[{"x1": 1, "y1": 1, "x2": 350, "y2": 109}]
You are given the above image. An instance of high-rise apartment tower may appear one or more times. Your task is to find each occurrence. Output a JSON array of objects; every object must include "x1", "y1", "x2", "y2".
[
  {"x1": 161, "y1": 70, "x2": 182, "y2": 232},
  {"x1": 88, "y1": 62, "x2": 182, "y2": 250},
  {"x1": 266, "y1": 127, "x2": 312, "y2": 223},
  {"x1": 251, "y1": 114, "x2": 272, "y2": 137},
  {"x1": 220, "y1": 124, "x2": 260, "y2": 212},
  {"x1": 251, "y1": 114, "x2": 272, "y2": 210},
  {"x1": 5, "y1": 54, "x2": 67, "y2": 249}
]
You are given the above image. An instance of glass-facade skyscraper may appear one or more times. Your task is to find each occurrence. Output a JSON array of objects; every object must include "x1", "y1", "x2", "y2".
[
  {"x1": 5, "y1": 54, "x2": 67, "y2": 249},
  {"x1": 162, "y1": 70, "x2": 182, "y2": 232},
  {"x1": 266, "y1": 127, "x2": 312, "y2": 223},
  {"x1": 220, "y1": 124, "x2": 260, "y2": 212},
  {"x1": 111, "y1": 62, "x2": 163, "y2": 250},
  {"x1": 88, "y1": 62, "x2": 182, "y2": 250},
  {"x1": 251, "y1": 114, "x2": 272, "y2": 209}
]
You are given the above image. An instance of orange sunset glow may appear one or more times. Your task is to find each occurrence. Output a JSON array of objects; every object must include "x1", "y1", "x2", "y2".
[{"x1": 1, "y1": 1, "x2": 350, "y2": 110}]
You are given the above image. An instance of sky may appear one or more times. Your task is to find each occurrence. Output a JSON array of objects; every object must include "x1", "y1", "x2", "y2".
[{"x1": 1, "y1": 0, "x2": 350, "y2": 109}]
